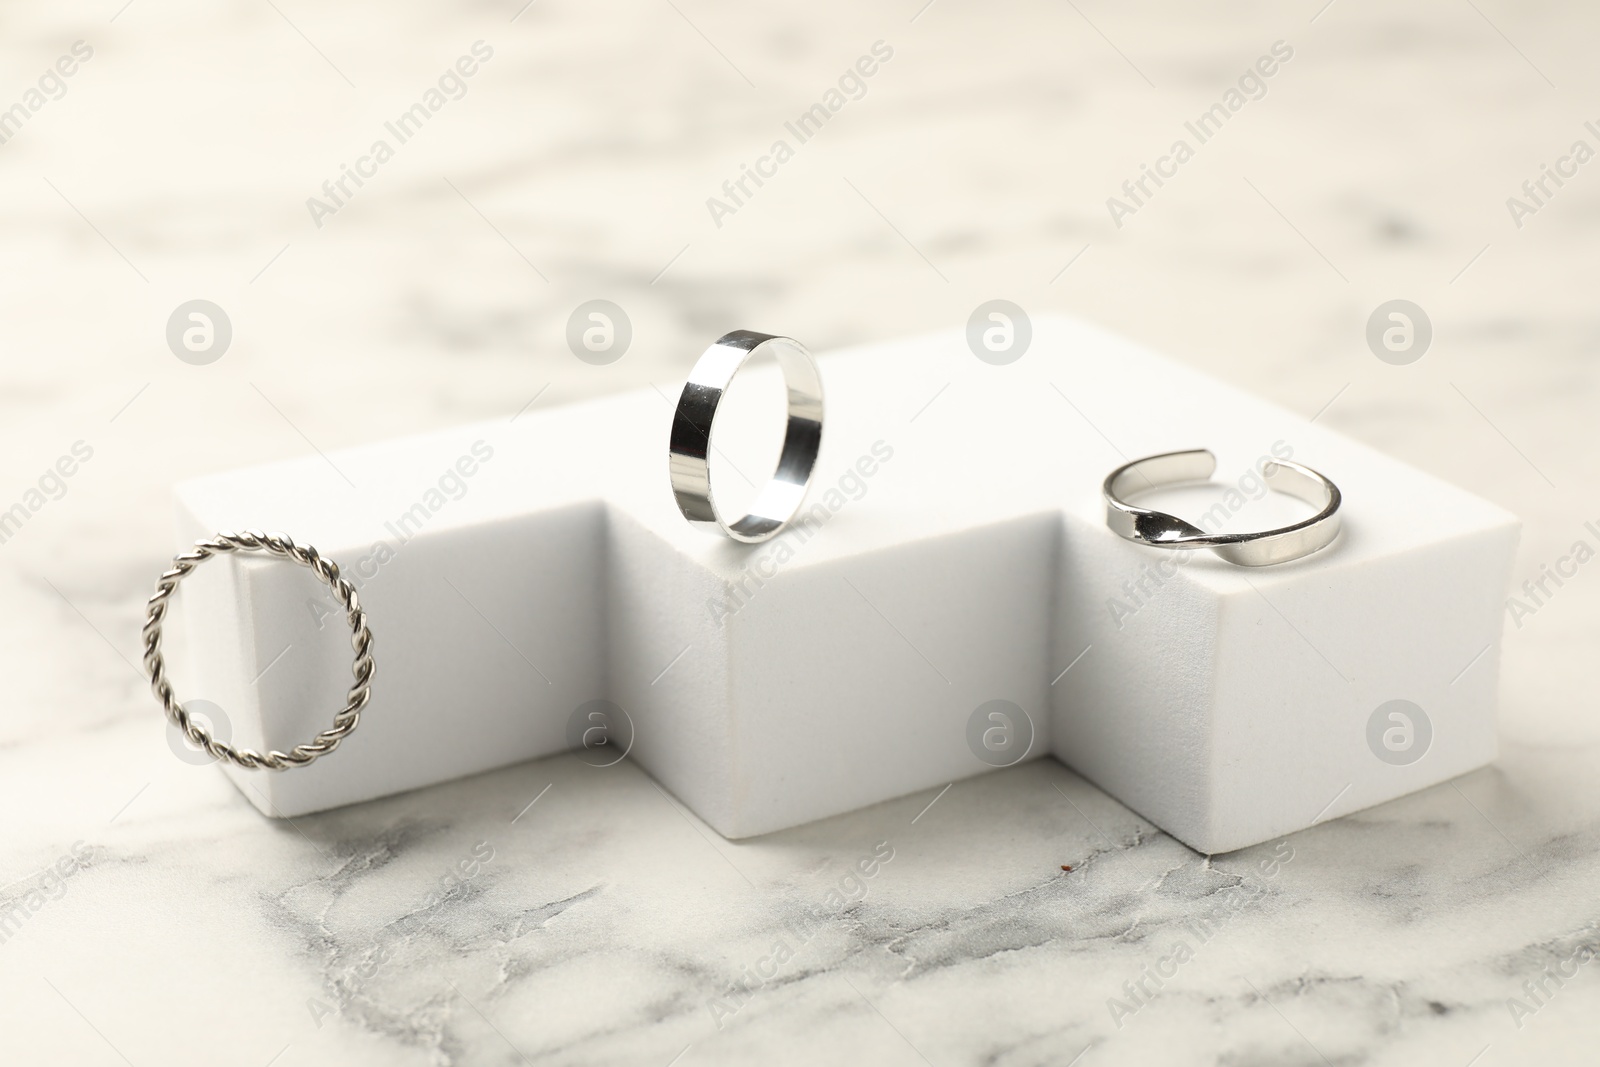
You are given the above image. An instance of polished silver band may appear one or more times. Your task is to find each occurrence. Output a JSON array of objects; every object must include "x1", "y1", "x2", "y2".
[
  {"x1": 1103, "y1": 449, "x2": 1341, "y2": 566},
  {"x1": 669, "y1": 330, "x2": 823, "y2": 544}
]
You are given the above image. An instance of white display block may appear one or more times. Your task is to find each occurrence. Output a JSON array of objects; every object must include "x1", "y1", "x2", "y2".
[
  {"x1": 1041, "y1": 331, "x2": 1519, "y2": 852},
  {"x1": 171, "y1": 316, "x2": 1518, "y2": 852}
]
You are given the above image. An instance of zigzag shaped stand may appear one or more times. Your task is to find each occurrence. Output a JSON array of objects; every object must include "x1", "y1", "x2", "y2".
[{"x1": 173, "y1": 316, "x2": 1517, "y2": 853}]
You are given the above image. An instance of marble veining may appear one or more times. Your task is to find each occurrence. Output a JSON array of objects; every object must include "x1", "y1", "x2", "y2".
[{"x1": 2, "y1": 0, "x2": 1599, "y2": 1063}]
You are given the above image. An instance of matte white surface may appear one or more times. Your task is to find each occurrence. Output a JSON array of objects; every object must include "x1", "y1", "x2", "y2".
[{"x1": 173, "y1": 316, "x2": 1516, "y2": 852}]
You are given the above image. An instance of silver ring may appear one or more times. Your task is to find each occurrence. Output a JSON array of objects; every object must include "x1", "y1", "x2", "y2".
[
  {"x1": 669, "y1": 330, "x2": 823, "y2": 544},
  {"x1": 142, "y1": 530, "x2": 375, "y2": 770},
  {"x1": 1103, "y1": 449, "x2": 1341, "y2": 567}
]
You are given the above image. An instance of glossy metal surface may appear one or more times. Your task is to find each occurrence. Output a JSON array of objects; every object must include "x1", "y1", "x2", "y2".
[
  {"x1": 142, "y1": 530, "x2": 375, "y2": 769},
  {"x1": 1103, "y1": 449, "x2": 1342, "y2": 566},
  {"x1": 669, "y1": 330, "x2": 823, "y2": 544}
]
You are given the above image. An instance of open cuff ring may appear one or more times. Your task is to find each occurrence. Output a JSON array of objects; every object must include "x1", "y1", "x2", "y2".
[
  {"x1": 669, "y1": 330, "x2": 823, "y2": 544},
  {"x1": 1103, "y1": 449, "x2": 1341, "y2": 566}
]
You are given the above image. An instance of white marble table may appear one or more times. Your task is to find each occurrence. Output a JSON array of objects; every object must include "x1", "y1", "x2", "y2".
[{"x1": 2, "y1": 1, "x2": 1597, "y2": 1063}]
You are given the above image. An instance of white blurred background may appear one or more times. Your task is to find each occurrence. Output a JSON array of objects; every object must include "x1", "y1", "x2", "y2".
[
  {"x1": 5, "y1": 0, "x2": 1597, "y2": 873},
  {"x1": 8, "y1": 1, "x2": 1590, "y2": 745},
  {"x1": 1, "y1": 1, "x2": 1598, "y2": 1058}
]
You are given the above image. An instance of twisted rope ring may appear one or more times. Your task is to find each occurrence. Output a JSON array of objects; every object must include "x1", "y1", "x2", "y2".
[{"x1": 142, "y1": 530, "x2": 374, "y2": 770}]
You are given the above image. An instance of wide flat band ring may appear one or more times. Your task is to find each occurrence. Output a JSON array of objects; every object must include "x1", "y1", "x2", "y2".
[
  {"x1": 1103, "y1": 449, "x2": 1341, "y2": 567},
  {"x1": 669, "y1": 330, "x2": 823, "y2": 544}
]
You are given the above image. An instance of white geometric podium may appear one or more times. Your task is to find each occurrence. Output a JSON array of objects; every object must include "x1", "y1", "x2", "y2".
[{"x1": 170, "y1": 316, "x2": 1518, "y2": 853}]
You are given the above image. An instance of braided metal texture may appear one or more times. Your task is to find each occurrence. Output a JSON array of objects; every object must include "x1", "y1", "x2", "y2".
[{"x1": 142, "y1": 530, "x2": 374, "y2": 771}]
